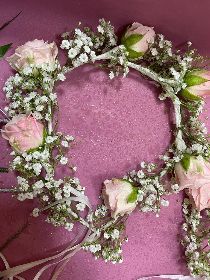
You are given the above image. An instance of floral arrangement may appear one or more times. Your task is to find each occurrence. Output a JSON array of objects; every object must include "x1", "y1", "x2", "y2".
[{"x1": 0, "y1": 19, "x2": 210, "y2": 279}]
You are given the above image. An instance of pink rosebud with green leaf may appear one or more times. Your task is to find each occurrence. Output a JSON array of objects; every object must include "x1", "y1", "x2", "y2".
[
  {"x1": 180, "y1": 70, "x2": 210, "y2": 100},
  {"x1": 175, "y1": 154, "x2": 210, "y2": 211},
  {"x1": 103, "y1": 179, "x2": 138, "y2": 218},
  {"x1": 1, "y1": 114, "x2": 45, "y2": 153},
  {"x1": 121, "y1": 22, "x2": 155, "y2": 59}
]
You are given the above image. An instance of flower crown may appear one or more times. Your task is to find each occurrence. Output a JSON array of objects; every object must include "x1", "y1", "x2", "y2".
[{"x1": 0, "y1": 19, "x2": 210, "y2": 279}]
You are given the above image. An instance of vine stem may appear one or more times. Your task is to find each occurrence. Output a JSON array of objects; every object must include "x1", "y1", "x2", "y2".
[
  {"x1": 0, "y1": 219, "x2": 29, "y2": 252},
  {"x1": 94, "y1": 46, "x2": 120, "y2": 60},
  {"x1": 0, "y1": 167, "x2": 9, "y2": 173},
  {"x1": 127, "y1": 61, "x2": 178, "y2": 86},
  {"x1": 163, "y1": 84, "x2": 186, "y2": 152},
  {"x1": 48, "y1": 103, "x2": 53, "y2": 135},
  {"x1": 0, "y1": 188, "x2": 18, "y2": 193},
  {"x1": 0, "y1": 108, "x2": 10, "y2": 120}
]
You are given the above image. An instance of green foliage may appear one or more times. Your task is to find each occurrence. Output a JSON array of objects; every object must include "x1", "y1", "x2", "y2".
[
  {"x1": 179, "y1": 88, "x2": 202, "y2": 101},
  {"x1": 127, "y1": 187, "x2": 138, "y2": 203},
  {"x1": 122, "y1": 34, "x2": 143, "y2": 47},
  {"x1": 0, "y1": 12, "x2": 21, "y2": 59},
  {"x1": 121, "y1": 34, "x2": 143, "y2": 59},
  {"x1": 184, "y1": 72, "x2": 208, "y2": 86},
  {"x1": 181, "y1": 153, "x2": 191, "y2": 171},
  {"x1": 0, "y1": 43, "x2": 12, "y2": 59}
]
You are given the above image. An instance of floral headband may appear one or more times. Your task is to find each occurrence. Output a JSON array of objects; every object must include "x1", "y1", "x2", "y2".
[{"x1": 0, "y1": 19, "x2": 210, "y2": 279}]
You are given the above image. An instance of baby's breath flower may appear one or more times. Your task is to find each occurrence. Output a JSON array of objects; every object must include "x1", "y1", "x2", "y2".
[
  {"x1": 68, "y1": 48, "x2": 78, "y2": 59},
  {"x1": 60, "y1": 157, "x2": 68, "y2": 165},
  {"x1": 65, "y1": 135, "x2": 74, "y2": 141},
  {"x1": 60, "y1": 40, "x2": 70, "y2": 49},
  {"x1": 57, "y1": 73, "x2": 66, "y2": 81},
  {"x1": 65, "y1": 222, "x2": 74, "y2": 231},
  {"x1": 32, "y1": 208, "x2": 40, "y2": 217},
  {"x1": 61, "y1": 140, "x2": 68, "y2": 147},
  {"x1": 109, "y1": 71, "x2": 114, "y2": 80},
  {"x1": 76, "y1": 203, "x2": 86, "y2": 211},
  {"x1": 79, "y1": 53, "x2": 88, "y2": 63}
]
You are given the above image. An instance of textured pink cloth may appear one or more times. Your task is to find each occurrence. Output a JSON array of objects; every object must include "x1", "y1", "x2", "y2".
[{"x1": 0, "y1": 0, "x2": 210, "y2": 279}]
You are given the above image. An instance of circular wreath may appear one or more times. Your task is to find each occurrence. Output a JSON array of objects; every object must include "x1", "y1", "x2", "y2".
[{"x1": 0, "y1": 19, "x2": 210, "y2": 279}]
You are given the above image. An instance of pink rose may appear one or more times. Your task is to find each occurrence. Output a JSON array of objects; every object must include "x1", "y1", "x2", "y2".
[
  {"x1": 103, "y1": 179, "x2": 137, "y2": 218},
  {"x1": 7, "y1": 39, "x2": 58, "y2": 70},
  {"x1": 175, "y1": 155, "x2": 210, "y2": 211},
  {"x1": 181, "y1": 70, "x2": 210, "y2": 100},
  {"x1": 121, "y1": 22, "x2": 155, "y2": 59},
  {"x1": 1, "y1": 114, "x2": 44, "y2": 153}
]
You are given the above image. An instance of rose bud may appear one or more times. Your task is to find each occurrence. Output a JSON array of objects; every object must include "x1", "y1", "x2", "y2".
[
  {"x1": 121, "y1": 22, "x2": 155, "y2": 59},
  {"x1": 102, "y1": 179, "x2": 138, "y2": 218},
  {"x1": 7, "y1": 39, "x2": 58, "y2": 70},
  {"x1": 180, "y1": 70, "x2": 210, "y2": 100},
  {"x1": 1, "y1": 114, "x2": 44, "y2": 153},
  {"x1": 175, "y1": 154, "x2": 210, "y2": 211}
]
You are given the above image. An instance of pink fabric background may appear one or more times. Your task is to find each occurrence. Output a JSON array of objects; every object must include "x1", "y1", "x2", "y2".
[{"x1": 0, "y1": 0, "x2": 210, "y2": 279}]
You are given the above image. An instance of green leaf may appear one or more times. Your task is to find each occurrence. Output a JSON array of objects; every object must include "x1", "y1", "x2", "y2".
[
  {"x1": 121, "y1": 34, "x2": 144, "y2": 59},
  {"x1": 127, "y1": 187, "x2": 138, "y2": 203},
  {"x1": 179, "y1": 88, "x2": 202, "y2": 101},
  {"x1": 126, "y1": 48, "x2": 144, "y2": 59},
  {"x1": 122, "y1": 34, "x2": 143, "y2": 48},
  {"x1": 0, "y1": 43, "x2": 12, "y2": 59},
  {"x1": 28, "y1": 128, "x2": 47, "y2": 153},
  {"x1": 0, "y1": 12, "x2": 21, "y2": 59},
  {"x1": 184, "y1": 73, "x2": 208, "y2": 87},
  {"x1": 181, "y1": 154, "x2": 191, "y2": 171}
]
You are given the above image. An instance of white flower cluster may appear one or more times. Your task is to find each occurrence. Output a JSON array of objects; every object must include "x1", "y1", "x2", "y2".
[
  {"x1": 184, "y1": 104, "x2": 210, "y2": 158},
  {"x1": 61, "y1": 19, "x2": 117, "y2": 68},
  {"x1": 145, "y1": 34, "x2": 195, "y2": 90},
  {"x1": 182, "y1": 199, "x2": 210, "y2": 277},
  {"x1": 104, "y1": 229, "x2": 120, "y2": 240},
  {"x1": 61, "y1": 28, "x2": 95, "y2": 67},
  {"x1": 17, "y1": 177, "x2": 44, "y2": 201},
  {"x1": 107, "y1": 45, "x2": 129, "y2": 79},
  {"x1": 11, "y1": 148, "x2": 51, "y2": 177},
  {"x1": 96, "y1": 18, "x2": 117, "y2": 47},
  {"x1": 3, "y1": 67, "x2": 58, "y2": 119},
  {"x1": 126, "y1": 164, "x2": 167, "y2": 213},
  {"x1": 83, "y1": 230, "x2": 123, "y2": 264},
  {"x1": 82, "y1": 200, "x2": 127, "y2": 263},
  {"x1": 2, "y1": 59, "x2": 87, "y2": 230},
  {"x1": 30, "y1": 177, "x2": 88, "y2": 229},
  {"x1": 85, "y1": 243, "x2": 102, "y2": 254},
  {"x1": 159, "y1": 150, "x2": 182, "y2": 175},
  {"x1": 101, "y1": 245, "x2": 123, "y2": 264},
  {"x1": 94, "y1": 205, "x2": 107, "y2": 217}
]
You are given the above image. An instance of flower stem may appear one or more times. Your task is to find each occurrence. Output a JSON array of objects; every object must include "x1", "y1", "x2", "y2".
[
  {"x1": 0, "y1": 109, "x2": 10, "y2": 120},
  {"x1": 0, "y1": 167, "x2": 9, "y2": 173},
  {"x1": 0, "y1": 219, "x2": 29, "y2": 252},
  {"x1": 127, "y1": 61, "x2": 176, "y2": 86},
  {"x1": 0, "y1": 188, "x2": 17, "y2": 193},
  {"x1": 48, "y1": 103, "x2": 53, "y2": 135},
  {"x1": 94, "y1": 46, "x2": 120, "y2": 61}
]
